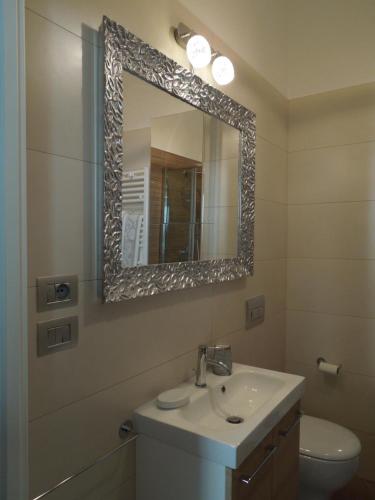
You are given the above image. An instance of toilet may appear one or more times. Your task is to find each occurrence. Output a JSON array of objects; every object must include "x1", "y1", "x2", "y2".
[{"x1": 299, "y1": 415, "x2": 361, "y2": 500}]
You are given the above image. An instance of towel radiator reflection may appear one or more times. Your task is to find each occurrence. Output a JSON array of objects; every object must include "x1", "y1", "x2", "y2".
[{"x1": 122, "y1": 168, "x2": 149, "y2": 265}]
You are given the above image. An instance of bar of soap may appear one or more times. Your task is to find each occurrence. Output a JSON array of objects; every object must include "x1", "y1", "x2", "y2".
[{"x1": 156, "y1": 388, "x2": 190, "y2": 409}]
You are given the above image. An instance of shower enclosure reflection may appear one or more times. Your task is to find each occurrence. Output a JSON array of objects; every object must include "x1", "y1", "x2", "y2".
[
  {"x1": 122, "y1": 71, "x2": 240, "y2": 267},
  {"x1": 158, "y1": 159, "x2": 202, "y2": 264}
]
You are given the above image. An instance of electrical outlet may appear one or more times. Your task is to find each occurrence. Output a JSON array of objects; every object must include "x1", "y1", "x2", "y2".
[
  {"x1": 246, "y1": 295, "x2": 265, "y2": 329},
  {"x1": 36, "y1": 275, "x2": 78, "y2": 312}
]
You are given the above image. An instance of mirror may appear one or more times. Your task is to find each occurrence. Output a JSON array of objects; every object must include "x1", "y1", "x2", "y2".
[
  {"x1": 103, "y1": 17, "x2": 255, "y2": 301},
  {"x1": 122, "y1": 72, "x2": 240, "y2": 267}
]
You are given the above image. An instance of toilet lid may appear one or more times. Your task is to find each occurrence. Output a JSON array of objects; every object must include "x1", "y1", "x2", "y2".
[{"x1": 300, "y1": 415, "x2": 361, "y2": 461}]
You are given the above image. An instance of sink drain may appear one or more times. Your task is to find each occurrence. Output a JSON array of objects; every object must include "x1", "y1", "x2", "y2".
[{"x1": 226, "y1": 416, "x2": 244, "y2": 424}]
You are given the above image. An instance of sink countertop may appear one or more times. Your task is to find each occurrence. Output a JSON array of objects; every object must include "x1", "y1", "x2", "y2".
[{"x1": 134, "y1": 363, "x2": 305, "y2": 469}]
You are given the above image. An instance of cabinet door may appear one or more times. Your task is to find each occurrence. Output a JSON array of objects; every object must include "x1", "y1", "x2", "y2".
[
  {"x1": 272, "y1": 403, "x2": 301, "y2": 500},
  {"x1": 232, "y1": 431, "x2": 275, "y2": 500}
]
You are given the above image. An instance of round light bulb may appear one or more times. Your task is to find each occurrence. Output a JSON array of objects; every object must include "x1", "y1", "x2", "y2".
[
  {"x1": 212, "y1": 56, "x2": 235, "y2": 85},
  {"x1": 186, "y1": 34, "x2": 211, "y2": 69}
]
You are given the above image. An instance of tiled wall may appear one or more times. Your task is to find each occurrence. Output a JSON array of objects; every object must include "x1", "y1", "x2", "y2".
[
  {"x1": 26, "y1": 1, "x2": 288, "y2": 498},
  {"x1": 286, "y1": 83, "x2": 375, "y2": 482}
]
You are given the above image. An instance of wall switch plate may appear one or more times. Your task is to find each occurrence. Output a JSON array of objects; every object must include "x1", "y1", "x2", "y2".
[
  {"x1": 37, "y1": 316, "x2": 78, "y2": 356},
  {"x1": 36, "y1": 275, "x2": 78, "y2": 312},
  {"x1": 246, "y1": 295, "x2": 265, "y2": 329}
]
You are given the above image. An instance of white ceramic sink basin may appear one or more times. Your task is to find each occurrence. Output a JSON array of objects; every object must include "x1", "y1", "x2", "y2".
[
  {"x1": 134, "y1": 363, "x2": 305, "y2": 468},
  {"x1": 180, "y1": 370, "x2": 285, "y2": 429}
]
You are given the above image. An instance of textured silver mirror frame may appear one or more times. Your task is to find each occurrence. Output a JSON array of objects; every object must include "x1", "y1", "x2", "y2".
[{"x1": 102, "y1": 16, "x2": 256, "y2": 302}]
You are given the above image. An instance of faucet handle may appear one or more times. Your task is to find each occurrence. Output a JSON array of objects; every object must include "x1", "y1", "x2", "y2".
[
  {"x1": 201, "y1": 344, "x2": 227, "y2": 356},
  {"x1": 211, "y1": 345, "x2": 232, "y2": 376}
]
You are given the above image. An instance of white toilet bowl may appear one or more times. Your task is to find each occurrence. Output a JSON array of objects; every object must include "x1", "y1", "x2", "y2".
[{"x1": 299, "y1": 415, "x2": 361, "y2": 500}]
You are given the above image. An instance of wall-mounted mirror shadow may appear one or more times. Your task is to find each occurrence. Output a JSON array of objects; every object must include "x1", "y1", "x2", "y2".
[{"x1": 122, "y1": 71, "x2": 240, "y2": 268}]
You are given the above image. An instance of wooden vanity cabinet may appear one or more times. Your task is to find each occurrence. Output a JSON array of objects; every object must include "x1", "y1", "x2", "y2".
[
  {"x1": 136, "y1": 401, "x2": 301, "y2": 500},
  {"x1": 232, "y1": 403, "x2": 301, "y2": 500}
]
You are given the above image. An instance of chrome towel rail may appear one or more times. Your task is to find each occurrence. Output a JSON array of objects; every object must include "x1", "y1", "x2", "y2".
[
  {"x1": 239, "y1": 444, "x2": 278, "y2": 486},
  {"x1": 33, "y1": 421, "x2": 137, "y2": 500}
]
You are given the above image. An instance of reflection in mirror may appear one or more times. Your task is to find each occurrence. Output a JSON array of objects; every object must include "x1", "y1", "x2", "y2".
[{"x1": 122, "y1": 71, "x2": 240, "y2": 267}]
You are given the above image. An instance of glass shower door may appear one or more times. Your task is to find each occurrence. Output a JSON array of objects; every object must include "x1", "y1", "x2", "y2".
[{"x1": 160, "y1": 167, "x2": 202, "y2": 263}]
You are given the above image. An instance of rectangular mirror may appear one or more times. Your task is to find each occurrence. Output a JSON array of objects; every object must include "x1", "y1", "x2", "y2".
[
  {"x1": 103, "y1": 17, "x2": 255, "y2": 301},
  {"x1": 122, "y1": 71, "x2": 240, "y2": 267}
]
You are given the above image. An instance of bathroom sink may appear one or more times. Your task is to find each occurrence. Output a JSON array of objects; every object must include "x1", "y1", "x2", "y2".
[
  {"x1": 134, "y1": 363, "x2": 305, "y2": 468},
  {"x1": 180, "y1": 370, "x2": 285, "y2": 429}
]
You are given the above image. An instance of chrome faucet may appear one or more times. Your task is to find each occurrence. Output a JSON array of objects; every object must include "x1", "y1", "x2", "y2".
[{"x1": 195, "y1": 344, "x2": 232, "y2": 387}]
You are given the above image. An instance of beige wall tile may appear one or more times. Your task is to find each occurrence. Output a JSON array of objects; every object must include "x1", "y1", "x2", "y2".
[
  {"x1": 287, "y1": 258, "x2": 375, "y2": 318},
  {"x1": 29, "y1": 349, "x2": 197, "y2": 497},
  {"x1": 255, "y1": 200, "x2": 287, "y2": 261},
  {"x1": 286, "y1": 310, "x2": 375, "y2": 378},
  {"x1": 288, "y1": 142, "x2": 375, "y2": 204},
  {"x1": 34, "y1": 443, "x2": 135, "y2": 500},
  {"x1": 26, "y1": 0, "x2": 183, "y2": 57},
  {"x1": 211, "y1": 259, "x2": 286, "y2": 339},
  {"x1": 288, "y1": 83, "x2": 375, "y2": 152},
  {"x1": 252, "y1": 87, "x2": 287, "y2": 151},
  {"x1": 29, "y1": 281, "x2": 213, "y2": 419},
  {"x1": 215, "y1": 311, "x2": 286, "y2": 372},
  {"x1": 286, "y1": 360, "x2": 375, "y2": 435},
  {"x1": 354, "y1": 430, "x2": 375, "y2": 482},
  {"x1": 27, "y1": 150, "x2": 99, "y2": 286},
  {"x1": 217, "y1": 328, "x2": 255, "y2": 367},
  {"x1": 247, "y1": 259, "x2": 287, "y2": 317},
  {"x1": 247, "y1": 311, "x2": 286, "y2": 371},
  {"x1": 256, "y1": 137, "x2": 287, "y2": 204},
  {"x1": 288, "y1": 202, "x2": 375, "y2": 259},
  {"x1": 26, "y1": 10, "x2": 98, "y2": 162},
  {"x1": 210, "y1": 278, "x2": 247, "y2": 339}
]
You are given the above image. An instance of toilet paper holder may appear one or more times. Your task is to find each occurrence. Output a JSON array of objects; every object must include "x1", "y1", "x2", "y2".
[{"x1": 317, "y1": 357, "x2": 342, "y2": 375}]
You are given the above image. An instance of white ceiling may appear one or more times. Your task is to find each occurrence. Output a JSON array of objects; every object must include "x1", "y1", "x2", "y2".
[
  {"x1": 179, "y1": 0, "x2": 375, "y2": 99},
  {"x1": 179, "y1": 0, "x2": 288, "y2": 96},
  {"x1": 287, "y1": 0, "x2": 375, "y2": 98}
]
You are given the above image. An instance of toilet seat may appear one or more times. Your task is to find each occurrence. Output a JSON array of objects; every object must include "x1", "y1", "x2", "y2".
[{"x1": 300, "y1": 415, "x2": 361, "y2": 461}]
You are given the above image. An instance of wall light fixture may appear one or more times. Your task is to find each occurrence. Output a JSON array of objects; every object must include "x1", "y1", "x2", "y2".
[
  {"x1": 174, "y1": 23, "x2": 235, "y2": 85},
  {"x1": 186, "y1": 34, "x2": 211, "y2": 69},
  {"x1": 211, "y1": 55, "x2": 235, "y2": 85}
]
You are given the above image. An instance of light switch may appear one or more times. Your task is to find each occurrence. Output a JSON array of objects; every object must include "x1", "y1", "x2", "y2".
[
  {"x1": 56, "y1": 324, "x2": 72, "y2": 344},
  {"x1": 37, "y1": 317, "x2": 78, "y2": 356},
  {"x1": 54, "y1": 326, "x2": 63, "y2": 345},
  {"x1": 47, "y1": 327, "x2": 57, "y2": 347},
  {"x1": 47, "y1": 284, "x2": 56, "y2": 303},
  {"x1": 246, "y1": 295, "x2": 265, "y2": 329},
  {"x1": 251, "y1": 306, "x2": 264, "y2": 321}
]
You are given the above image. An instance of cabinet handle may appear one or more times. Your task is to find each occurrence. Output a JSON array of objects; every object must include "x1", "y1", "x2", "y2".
[
  {"x1": 278, "y1": 411, "x2": 303, "y2": 438},
  {"x1": 239, "y1": 445, "x2": 278, "y2": 486}
]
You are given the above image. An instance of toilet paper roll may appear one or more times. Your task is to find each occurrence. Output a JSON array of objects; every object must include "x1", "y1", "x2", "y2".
[{"x1": 318, "y1": 359, "x2": 342, "y2": 376}]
